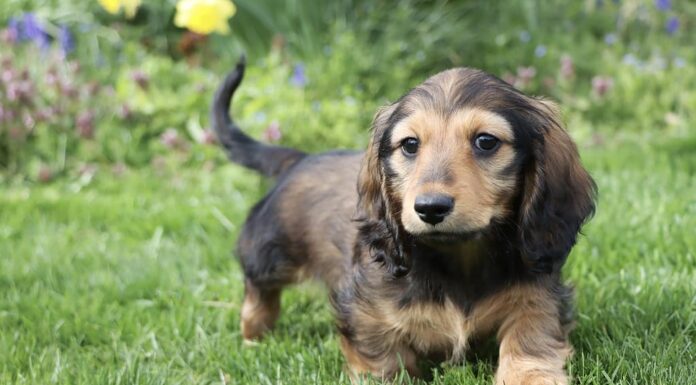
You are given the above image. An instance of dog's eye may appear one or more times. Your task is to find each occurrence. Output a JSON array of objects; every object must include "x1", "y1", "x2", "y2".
[
  {"x1": 474, "y1": 134, "x2": 500, "y2": 152},
  {"x1": 401, "y1": 137, "x2": 419, "y2": 156}
]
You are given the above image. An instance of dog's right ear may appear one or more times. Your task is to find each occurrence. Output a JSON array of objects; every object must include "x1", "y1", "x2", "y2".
[
  {"x1": 357, "y1": 103, "x2": 398, "y2": 219},
  {"x1": 357, "y1": 102, "x2": 410, "y2": 277}
]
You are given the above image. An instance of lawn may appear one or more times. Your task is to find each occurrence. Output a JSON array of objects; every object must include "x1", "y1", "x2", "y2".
[
  {"x1": 1, "y1": 0, "x2": 695, "y2": 384},
  {"x1": 1, "y1": 134, "x2": 695, "y2": 385}
]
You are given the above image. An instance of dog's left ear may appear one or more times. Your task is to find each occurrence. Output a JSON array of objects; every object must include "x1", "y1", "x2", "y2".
[{"x1": 518, "y1": 100, "x2": 597, "y2": 273}]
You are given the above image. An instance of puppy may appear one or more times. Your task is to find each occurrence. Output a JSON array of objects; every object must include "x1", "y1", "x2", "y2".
[{"x1": 212, "y1": 58, "x2": 596, "y2": 385}]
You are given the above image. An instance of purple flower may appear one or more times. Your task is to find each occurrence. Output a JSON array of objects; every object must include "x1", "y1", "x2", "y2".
[
  {"x1": 604, "y1": 33, "x2": 617, "y2": 45},
  {"x1": 37, "y1": 165, "x2": 53, "y2": 183},
  {"x1": 655, "y1": 0, "x2": 671, "y2": 11},
  {"x1": 160, "y1": 128, "x2": 182, "y2": 149},
  {"x1": 22, "y1": 111, "x2": 35, "y2": 129},
  {"x1": 45, "y1": 69, "x2": 59, "y2": 87},
  {"x1": 117, "y1": 104, "x2": 133, "y2": 120},
  {"x1": 502, "y1": 73, "x2": 517, "y2": 85},
  {"x1": 35, "y1": 108, "x2": 54, "y2": 122},
  {"x1": 130, "y1": 70, "x2": 149, "y2": 90},
  {"x1": 517, "y1": 66, "x2": 536, "y2": 81},
  {"x1": 560, "y1": 55, "x2": 575, "y2": 79},
  {"x1": 8, "y1": 17, "x2": 20, "y2": 32},
  {"x1": 534, "y1": 45, "x2": 547, "y2": 58},
  {"x1": 592, "y1": 76, "x2": 614, "y2": 97},
  {"x1": 6, "y1": 83, "x2": 20, "y2": 102},
  {"x1": 60, "y1": 82, "x2": 79, "y2": 99},
  {"x1": 58, "y1": 25, "x2": 75, "y2": 56},
  {"x1": 16, "y1": 80, "x2": 36, "y2": 104},
  {"x1": 1, "y1": 68, "x2": 15, "y2": 84},
  {"x1": 2, "y1": 18, "x2": 20, "y2": 43},
  {"x1": 198, "y1": 129, "x2": 217, "y2": 145},
  {"x1": 263, "y1": 121, "x2": 282, "y2": 143},
  {"x1": 3, "y1": 108, "x2": 16, "y2": 122},
  {"x1": 76, "y1": 111, "x2": 95, "y2": 139},
  {"x1": 512, "y1": 66, "x2": 536, "y2": 89},
  {"x1": 22, "y1": 13, "x2": 50, "y2": 50},
  {"x1": 290, "y1": 63, "x2": 307, "y2": 87},
  {"x1": 665, "y1": 17, "x2": 679, "y2": 35}
]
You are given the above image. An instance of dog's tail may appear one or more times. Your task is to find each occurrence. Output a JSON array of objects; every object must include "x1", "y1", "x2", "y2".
[{"x1": 212, "y1": 56, "x2": 306, "y2": 178}]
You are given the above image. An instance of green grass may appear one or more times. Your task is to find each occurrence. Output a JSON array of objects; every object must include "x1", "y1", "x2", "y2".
[
  {"x1": 1, "y1": 133, "x2": 694, "y2": 384},
  {"x1": 1, "y1": 1, "x2": 695, "y2": 382}
]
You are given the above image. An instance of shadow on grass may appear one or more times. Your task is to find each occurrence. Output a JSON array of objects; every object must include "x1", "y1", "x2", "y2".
[{"x1": 275, "y1": 285, "x2": 337, "y2": 341}]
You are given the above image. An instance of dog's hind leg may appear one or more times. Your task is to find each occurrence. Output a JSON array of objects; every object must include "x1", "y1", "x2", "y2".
[
  {"x1": 237, "y1": 233, "x2": 302, "y2": 341},
  {"x1": 240, "y1": 278, "x2": 281, "y2": 341}
]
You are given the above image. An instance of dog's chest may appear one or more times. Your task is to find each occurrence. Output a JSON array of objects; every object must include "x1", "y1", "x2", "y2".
[{"x1": 385, "y1": 299, "x2": 473, "y2": 359}]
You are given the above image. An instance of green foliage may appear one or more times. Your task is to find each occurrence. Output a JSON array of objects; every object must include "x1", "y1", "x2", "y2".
[
  {"x1": 0, "y1": 141, "x2": 694, "y2": 384},
  {"x1": 0, "y1": 0, "x2": 695, "y2": 383},
  {"x1": 0, "y1": 46, "x2": 108, "y2": 176},
  {"x1": 1, "y1": 0, "x2": 695, "y2": 177}
]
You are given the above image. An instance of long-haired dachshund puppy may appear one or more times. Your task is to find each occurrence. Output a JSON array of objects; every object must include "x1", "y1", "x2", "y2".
[{"x1": 212, "y1": 58, "x2": 596, "y2": 385}]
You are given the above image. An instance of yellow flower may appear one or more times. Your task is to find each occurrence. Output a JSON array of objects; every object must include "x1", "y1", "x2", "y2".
[
  {"x1": 98, "y1": 0, "x2": 120, "y2": 14},
  {"x1": 98, "y1": 0, "x2": 141, "y2": 19},
  {"x1": 174, "y1": 0, "x2": 236, "y2": 35}
]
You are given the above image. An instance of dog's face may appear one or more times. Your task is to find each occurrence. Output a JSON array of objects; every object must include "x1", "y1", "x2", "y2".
[
  {"x1": 358, "y1": 68, "x2": 596, "y2": 272},
  {"x1": 389, "y1": 106, "x2": 519, "y2": 240}
]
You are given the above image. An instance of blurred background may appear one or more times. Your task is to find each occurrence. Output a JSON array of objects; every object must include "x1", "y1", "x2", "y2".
[
  {"x1": 0, "y1": 0, "x2": 693, "y2": 180},
  {"x1": 1, "y1": 1, "x2": 694, "y2": 384}
]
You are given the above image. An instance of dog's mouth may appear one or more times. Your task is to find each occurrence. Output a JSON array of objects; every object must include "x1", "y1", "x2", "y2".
[{"x1": 416, "y1": 230, "x2": 482, "y2": 243}]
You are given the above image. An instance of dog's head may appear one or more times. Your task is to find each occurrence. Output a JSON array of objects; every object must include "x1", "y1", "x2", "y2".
[{"x1": 357, "y1": 68, "x2": 596, "y2": 274}]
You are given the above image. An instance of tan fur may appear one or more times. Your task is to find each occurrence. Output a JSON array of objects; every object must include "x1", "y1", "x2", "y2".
[
  {"x1": 480, "y1": 284, "x2": 572, "y2": 385},
  {"x1": 240, "y1": 280, "x2": 281, "y2": 341},
  {"x1": 338, "y1": 69, "x2": 591, "y2": 383},
  {"x1": 390, "y1": 108, "x2": 519, "y2": 235},
  {"x1": 228, "y1": 67, "x2": 594, "y2": 385},
  {"x1": 341, "y1": 336, "x2": 420, "y2": 381},
  {"x1": 342, "y1": 281, "x2": 571, "y2": 384},
  {"x1": 277, "y1": 156, "x2": 362, "y2": 285}
]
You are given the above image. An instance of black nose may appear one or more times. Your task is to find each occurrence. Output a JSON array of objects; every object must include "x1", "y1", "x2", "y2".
[{"x1": 414, "y1": 194, "x2": 454, "y2": 225}]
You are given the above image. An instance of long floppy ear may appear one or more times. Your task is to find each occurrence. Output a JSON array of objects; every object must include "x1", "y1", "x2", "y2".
[
  {"x1": 518, "y1": 100, "x2": 597, "y2": 274},
  {"x1": 355, "y1": 102, "x2": 410, "y2": 277},
  {"x1": 357, "y1": 103, "x2": 398, "y2": 219}
]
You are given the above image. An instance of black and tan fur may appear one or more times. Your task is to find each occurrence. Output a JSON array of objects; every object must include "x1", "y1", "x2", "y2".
[{"x1": 212, "y1": 58, "x2": 596, "y2": 385}]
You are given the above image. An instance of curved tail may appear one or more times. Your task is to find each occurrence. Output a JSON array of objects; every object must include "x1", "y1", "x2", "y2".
[{"x1": 211, "y1": 56, "x2": 306, "y2": 177}]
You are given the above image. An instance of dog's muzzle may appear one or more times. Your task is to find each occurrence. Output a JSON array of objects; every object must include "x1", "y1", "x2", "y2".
[{"x1": 414, "y1": 193, "x2": 454, "y2": 225}]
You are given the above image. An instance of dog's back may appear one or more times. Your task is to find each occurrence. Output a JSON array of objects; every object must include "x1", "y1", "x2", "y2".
[
  {"x1": 211, "y1": 59, "x2": 363, "y2": 340},
  {"x1": 236, "y1": 150, "x2": 362, "y2": 288}
]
